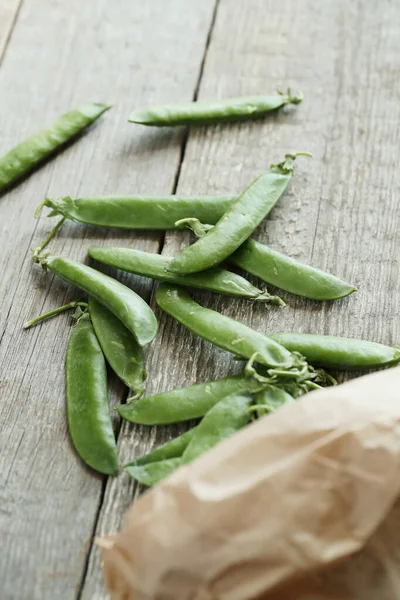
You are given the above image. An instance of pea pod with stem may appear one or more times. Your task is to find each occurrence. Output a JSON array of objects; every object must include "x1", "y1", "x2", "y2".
[
  {"x1": 88, "y1": 246, "x2": 284, "y2": 306},
  {"x1": 267, "y1": 332, "x2": 400, "y2": 370},
  {"x1": 128, "y1": 88, "x2": 303, "y2": 127},
  {"x1": 32, "y1": 220, "x2": 157, "y2": 346},
  {"x1": 66, "y1": 312, "x2": 118, "y2": 476},
  {"x1": 88, "y1": 297, "x2": 146, "y2": 398},
  {"x1": 178, "y1": 218, "x2": 357, "y2": 301},
  {"x1": 0, "y1": 102, "x2": 111, "y2": 193},
  {"x1": 155, "y1": 284, "x2": 302, "y2": 370},
  {"x1": 35, "y1": 194, "x2": 237, "y2": 230},
  {"x1": 167, "y1": 153, "x2": 310, "y2": 275}
]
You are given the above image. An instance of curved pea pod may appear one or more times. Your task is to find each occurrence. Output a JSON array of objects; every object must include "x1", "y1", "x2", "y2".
[
  {"x1": 66, "y1": 314, "x2": 118, "y2": 476},
  {"x1": 156, "y1": 284, "x2": 294, "y2": 368},
  {"x1": 88, "y1": 297, "x2": 146, "y2": 397},
  {"x1": 88, "y1": 246, "x2": 284, "y2": 305},
  {"x1": 124, "y1": 457, "x2": 181, "y2": 487},
  {"x1": 0, "y1": 103, "x2": 110, "y2": 193},
  {"x1": 37, "y1": 194, "x2": 236, "y2": 229},
  {"x1": 38, "y1": 256, "x2": 157, "y2": 346},
  {"x1": 128, "y1": 88, "x2": 302, "y2": 126},
  {"x1": 168, "y1": 153, "x2": 309, "y2": 274},
  {"x1": 231, "y1": 239, "x2": 357, "y2": 301},
  {"x1": 117, "y1": 375, "x2": 259, "y2": 425},
  {"x1": 181, "y1": 390, "x2": 253, "y2": 464},
  {"x1": 124, "y1": 427, "x2": 197, "y2": 468},
  {"x1": 268, "y1": 333, "x2": 400, "y2": 370}
]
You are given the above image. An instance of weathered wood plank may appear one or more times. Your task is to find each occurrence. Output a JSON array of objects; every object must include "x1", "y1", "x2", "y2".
[
  {"x1": 0, "y1": 1, "x2": 216, "y2": 598},
  {"x1": 0, "y1": 0, "x2": 22, "y2": 62},
  {"x1": 86, "y1": 0, "x2": 400, "y2": 596}
]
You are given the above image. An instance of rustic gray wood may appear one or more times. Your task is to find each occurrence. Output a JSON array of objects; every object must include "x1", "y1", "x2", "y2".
[
  {"x1": 2, "y1": 0, "x2": 400, "y2": 598},
  {"x1": 0, "y1": 0, "x2": 21, "y2": 61},
  {"x1": 81, "y1": 0, "x2": 400, "y2": 597},
  {"x1": 0, "y1": 1, "x2": 216, "y2": 598}
]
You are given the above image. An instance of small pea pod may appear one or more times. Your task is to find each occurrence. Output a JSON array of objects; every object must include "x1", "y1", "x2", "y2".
[
  {"x1": 124, "y1": 427, "x2": 197, "y2": 468},
  {"x1": 0, "y1": 103, "x2": 110, "y2": 193},
  {"x1": 88, "y1": 297, "x2": 146, "y2": 397},
  {"x1": 36, "y1": 194, "x2": 236, "y2": 229},
  {"x1": 128, "y1": 88, "x2": 302, "y2": 126},
  {"x1": 35, "y1": 255, "x2": 157, "y2": 346},
  {"x1": 181, "y1": 391, "x2": 253, "y2": 464},
  {"x1": 66, "y1": 313, "x2": 118, "y2": 476},
  {"x1": 88, "y1": 246, "x2": 284, "y2": 305},
  {"x1": 156, "y1": 284, "x2": 294, "y2": 368},
  {"x1": 117, "y1": 375, "x2": 259, "y2": 425},
  {"x1": 124, "y1": 457, "x2": 181, "y2": 487},
  {"x1": 177, "y1": 216, "x2": 356, "y2": 302},
  {"x1": 268, "y1": 332, "x2": 400, "y2": 370},
  {"x1": 168, "y1": 153, "x2": 309, "y2": 274}
]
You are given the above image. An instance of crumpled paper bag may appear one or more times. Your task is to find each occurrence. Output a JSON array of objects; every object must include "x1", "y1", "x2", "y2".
[{"x1": 99, "y1": 366, "x2": 400, "y2": 599}]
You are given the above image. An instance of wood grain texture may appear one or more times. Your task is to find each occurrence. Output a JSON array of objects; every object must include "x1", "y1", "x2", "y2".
[
  {"x1": 84, "y1": 0, "x2": 400, "y2": 597},
  {"x1": 0, "y1": 0, "x2": 22, "y2": 62},
  {"x1": 0, "y1": 1, "x2": 216, "y2": 598}
]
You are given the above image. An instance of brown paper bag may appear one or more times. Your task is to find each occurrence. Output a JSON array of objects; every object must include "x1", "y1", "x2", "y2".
[{"x1": 99, "y1": 367, "x2": 400, "y2": 599}]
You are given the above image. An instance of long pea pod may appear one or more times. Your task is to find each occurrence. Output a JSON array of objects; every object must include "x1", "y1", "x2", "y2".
[
  {"x1": 117, "y1": 375, "x2": 260, "y2": 425},
  {"x1": 36, "y1": 194, "x2": 236, "y2": 229},
  {"x1": 124, "y1": 427, "x2": 197, "y2": 468},
  {"x1": 168, "y1": 153, "x2": 309, "y2": 274},
  {"x1": 0, "y1": 103, "x2": 110, "y2": 193},
  {"x1": 34, "y1": 255, "x2": 157, "y2": 346},
  {"x1": 181, "y1": 391, "x2": 253, "y2": 464},
  {"x1": 128, "y1": 88, "x2": 303, "y2": 126},
  {"x1": 66, "y1": 314, "x2": 118, "y2": 476},
  {"x1": 155, "y1": 284, "x2": 295, "y2": 368},
  {"x1": 88, "y1": 297, "x2": 146, "y2": 397},
  {"x1": 124, "y1": 457, "x2": 181, "y2": 487},
  {"x1": 267, "y1": 332, "x2": 400, "y2": 370},
  {"x1": 177, "y1": 217, "x2": 356, "y2": 302},
  {"x1": 88, "y1": 246, "x2": 284, "y2": 305}
]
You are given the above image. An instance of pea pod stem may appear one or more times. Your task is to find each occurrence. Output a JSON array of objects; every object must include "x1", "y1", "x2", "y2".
[
  {"x1": 33, "y1": 216, "x2": 66, "y2": 260},
  {"x1": 24, "y1": 300, "x2": 87, "y2": 329}
]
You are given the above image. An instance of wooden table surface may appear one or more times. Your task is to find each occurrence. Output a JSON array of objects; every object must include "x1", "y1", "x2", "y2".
[{"x1": 1, "y1": 0, "x2": 399, "y2": 598}]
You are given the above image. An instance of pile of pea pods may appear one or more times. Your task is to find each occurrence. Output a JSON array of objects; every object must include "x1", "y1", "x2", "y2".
[{"x1": 2, "y1": 93, "x2": 399, "y2": 484}]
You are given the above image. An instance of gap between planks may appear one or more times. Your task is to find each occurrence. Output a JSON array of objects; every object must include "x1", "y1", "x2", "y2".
[{"x1": 75, "y1": 1, "x2": 221, "y2": 597}]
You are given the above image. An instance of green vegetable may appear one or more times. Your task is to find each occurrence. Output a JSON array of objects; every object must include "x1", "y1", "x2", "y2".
[
  {"x1": 88, "y1": 297, "x2": 146, "y2": 397},
  {"x1": 168, "y1": 153, "x2": 309, "y2": 274},
  {"x1": 88, "y1": 246, "x2": 283, "y2": 305},
  {"x1": 268, "y1": 333, "x2": 400, "y2": 370},
  {"x1": 128, "y1": 88, "x2": 302, "y2": 126},
  {"x1": 0, "y1": 103, "x2": 110, "y2": 193},
  {"x1": 124, "y1": 457, "x2": 181, "y2": 487},
  {"x1": 124, "y1": 427, "x2": 197, "y2": 467},
  {"x1": 181, "y1": 391, "x2": 253, "y2": 464},
  {"x1": 36, "y1": 194, "x2": 237, "y2": 229},
  {"x1": 66, "y1": 313, "x2": 118, "y2": 476}
]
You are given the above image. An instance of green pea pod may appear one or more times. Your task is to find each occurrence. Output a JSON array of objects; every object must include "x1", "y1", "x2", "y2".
[
  {"x1": 251, "y1": 385, "x2": 294, "y2": 418},
  {"x1": 179, "y1": 218, "x2": 356, "y2": 301},
  {"x1": 37, "y1": 256, "x2": 157, "y2": 346},
  {"x1": 36, "y1": 195, "x2": 236, "y2": 229},
  {"x1": 66, "y1": 314, "x2": 118, "y2": 476},
  {"x1": 124, "y1": 427, "x2": 197, "y2": 468},
  {"x1": 156, "y1": 284, "x2": 294, "y2": 368},
  {"x1": 268, "y1": 332, "x2": 400, "y2": 370},
  {"x1": 0, "y1": 103, "x2": 110, "y2": 193},
  {"x1": 168, "y1": 153, "x2": 309, "y2": 274},
  {"x1": 117, "y1": 375, "x2": 259, "y2": 425},
  {"x1": 128, "y1": 88, "x2": 302, "y2": 126},
  {"x1": 124, "y1": 457, "x2": 181, "y2": 487},
  {"x1": 181, "y1": 391, "x2": 253, "y2": 464},
  {"x1": 88, "y1": 297, "x2": 146, "y2": 396},
  {"x1": 88, "y1": 246, "x2": 284, "y2": 305}
]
